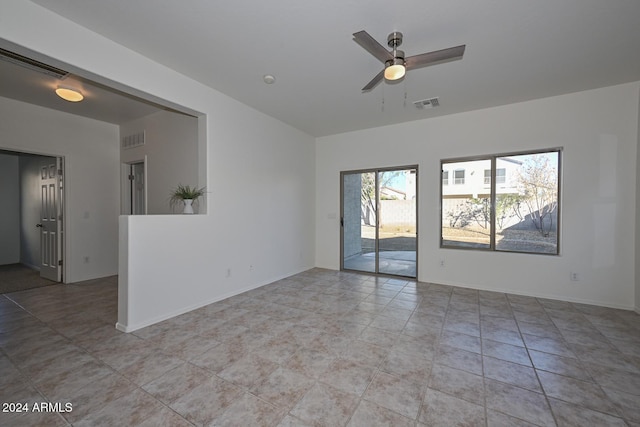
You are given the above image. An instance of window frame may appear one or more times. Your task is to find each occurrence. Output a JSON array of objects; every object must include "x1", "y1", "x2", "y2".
[
  {"x1": 440, "y1": 148, "x2": 562, "y2": 255},
  {"x1": 453, "y1": 169, "x2": 465, "y2": 185},
  {"x1": 484, "y1": 169, "x2": 491, "y2": 185},
  {"x1": 484, "y1": 168, "x2": 506, "y2": 185}
]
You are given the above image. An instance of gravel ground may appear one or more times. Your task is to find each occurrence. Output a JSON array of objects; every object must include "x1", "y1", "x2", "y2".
[{"x1": 443, "y1": 227, "x2": 557, "y2": 253}]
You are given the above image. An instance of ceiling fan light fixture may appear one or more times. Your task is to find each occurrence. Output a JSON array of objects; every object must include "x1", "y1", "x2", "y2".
[
  {"x1": 55, "y1": 86, "x2": 84, "y2": 102},
  {"x1": 354, "y1": 30, "x2": 466, "y2": 91},
  {"x1": 384, "y1": 60, "x2": 406, "y2": 81}
]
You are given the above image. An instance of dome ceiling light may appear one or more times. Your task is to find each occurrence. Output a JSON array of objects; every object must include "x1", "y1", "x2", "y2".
[{"x1": 55, "y1": 86, "x2": 84, "y2": 102}]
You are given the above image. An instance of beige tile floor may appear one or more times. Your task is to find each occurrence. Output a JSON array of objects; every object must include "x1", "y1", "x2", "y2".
[{"x1": 1, "y1": 269, "x2": 639, "y2": 426}]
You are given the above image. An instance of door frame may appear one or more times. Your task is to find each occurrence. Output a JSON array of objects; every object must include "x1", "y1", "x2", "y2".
[
  {"x1": 340, "y1": 164, "x2": 419, "y2": 278},
  {"x1": 0, "y1": 147, "x2": 66, "y2": 283},
  {"x1": 121, "y1": 156, "x2": 147, "y2": 215}
]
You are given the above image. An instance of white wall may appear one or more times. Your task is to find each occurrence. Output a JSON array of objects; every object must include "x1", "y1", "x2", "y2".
[
  {"x1": 119, "y1": 105, "x2": 316, "y2": 330},
  {"x1": 636, "y1": 93, "x2": 640, "y2": 313},
  {"x1": 0, "y1": 154, "x2": 20, "y2": 264},
  {"x1": 0, "y1": 0, "x2": 316, "y2": 331},
  {"x1": 18, "y1": 156, "x2": 39, "y2": 269},
  {"x1": 317, "y1": 82, "x2": 639, "y2": 310},
  {"x1": 120, "y1": 111, "x2": 199, "y2": 214},
  {"x1": 0, "y1": 97, "x2": 120, "y2": 283}
]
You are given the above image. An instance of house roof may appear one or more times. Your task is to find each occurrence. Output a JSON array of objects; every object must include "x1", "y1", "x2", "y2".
[{"x1": 7, "y1": 1, "x2": 640, "y2": 136}]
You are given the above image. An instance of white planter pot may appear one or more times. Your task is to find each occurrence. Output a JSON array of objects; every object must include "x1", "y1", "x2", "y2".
[{"x1": 182, "y1": 199, "x2": 194, "y2": 214}]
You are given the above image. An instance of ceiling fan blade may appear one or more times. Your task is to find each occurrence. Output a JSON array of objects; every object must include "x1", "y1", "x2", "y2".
[
  {"x1": 405, "y1": 45, "x2": 466, "y2": 70},
  {"x1": 353, "y1": 30, "x2": 393, "y2": 63},
  {"x1": 362, "y1": 69, "x2": 385, "y2": 92}
]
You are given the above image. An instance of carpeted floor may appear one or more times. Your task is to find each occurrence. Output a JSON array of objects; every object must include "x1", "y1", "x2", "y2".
[{"x1": 0, "y1": 263, "x2": 57, "y2": 294}]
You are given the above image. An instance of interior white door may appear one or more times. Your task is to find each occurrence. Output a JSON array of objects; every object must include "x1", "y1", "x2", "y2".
[
  {"x1": 131, "y1": 162, "x2": 145, "y2": 215},
  {"x1": 39, "y1": 159, "x2": 62, "y2": 281}
]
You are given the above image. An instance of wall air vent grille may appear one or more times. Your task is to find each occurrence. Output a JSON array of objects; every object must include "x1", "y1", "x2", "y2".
[
  {"x1": 413, "y1": 97, "x2": 440, "y2": 109},
  {"x1": 0, "y1": 48, "x2": 69, "y2": 79},
  {"x1": 121, "y1": 131, "x2": 146, "y2": 150}
]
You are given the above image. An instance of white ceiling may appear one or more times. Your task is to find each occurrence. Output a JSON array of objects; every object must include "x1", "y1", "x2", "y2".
[
  {"x1": 0, "y1": 59, "x2": 163, "y2": 124},
  {"x1": 11, "y1": 0, "x2": 640, "y2": 136}
]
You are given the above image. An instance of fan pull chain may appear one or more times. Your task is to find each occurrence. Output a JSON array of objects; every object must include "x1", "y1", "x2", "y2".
[
  {"x1": 403, "y1": 80, "x2": 407, "y2": 108},
  {"x1": 381, "y1": 84, "x2": 385, "y2": 112}
]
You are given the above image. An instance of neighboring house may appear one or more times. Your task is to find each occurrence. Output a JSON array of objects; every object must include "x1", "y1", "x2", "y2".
[
  {"x1": 442, "y1": 154, "x2": 559, "y2": 234},
  {"x1": 380, "y1": 169, "x2": 417, "y2": 201},
  {"x1": 442, "y1": 157, "x2": 522, "y2": 199},
  {"x1": 380, "y1": 185, "x2": 406, "y2": 200}
]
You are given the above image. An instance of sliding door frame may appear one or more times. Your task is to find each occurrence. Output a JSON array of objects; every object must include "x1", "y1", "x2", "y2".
[{"x1": 340, "y1": 165, "x2": 418, "y2": 278}]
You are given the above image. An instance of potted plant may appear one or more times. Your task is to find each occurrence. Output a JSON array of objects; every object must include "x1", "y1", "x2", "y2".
[{"x1": 169, "y1": 184, "x2": 206, "y2": 214}]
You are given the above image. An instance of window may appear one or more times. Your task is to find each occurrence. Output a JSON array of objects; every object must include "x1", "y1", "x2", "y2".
[
  {"x1": 485, "y1": 168, "x2": 506, "y2": 185},
  {"x1": 442, "y1": 170, "x2": 449, "y2": 185},
  {"x1": 441, "y1": 149, "x2": 561, "y2": 255},
  {"x1": 443, "y1": 160, "x2": 491, "y2": 249}
]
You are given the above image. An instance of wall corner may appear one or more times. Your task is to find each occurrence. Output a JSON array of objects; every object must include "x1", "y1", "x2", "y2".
[{"x1": 117, "y1": 215, "x2": 130, "y2": 331}]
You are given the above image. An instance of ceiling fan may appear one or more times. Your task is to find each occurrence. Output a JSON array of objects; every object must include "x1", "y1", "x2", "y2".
[{"x1": 353, "y1": 30, "x2": 466, "y2": 92}]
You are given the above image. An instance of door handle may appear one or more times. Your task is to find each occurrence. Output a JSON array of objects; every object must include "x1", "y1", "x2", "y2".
[{"x1": 36, "y1": 223, "x2": 43, "y2": 228}]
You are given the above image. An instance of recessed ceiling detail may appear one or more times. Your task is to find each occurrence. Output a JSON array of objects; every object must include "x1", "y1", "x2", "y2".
[{"x1": 0, "y1": 49, "x2": 165, "y2": 124}]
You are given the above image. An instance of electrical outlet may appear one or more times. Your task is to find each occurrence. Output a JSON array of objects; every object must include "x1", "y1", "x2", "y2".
[
  {"x1": 83, "y1": 256, "x2": 90, "y2": 264},
  {"x1": 570, "y1": 272, "x2": 579, "y2": 281},
  {"x1": 226, "y1": 268, "x2": 231, "y2": 278},
  {"x1": 439, "y1": 259, "x2": 445, "y2": 267}
]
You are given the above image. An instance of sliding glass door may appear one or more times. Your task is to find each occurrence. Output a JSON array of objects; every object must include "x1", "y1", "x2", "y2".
[{"x1": 341, "y1": 166, "x2": 417, "y2": 278}]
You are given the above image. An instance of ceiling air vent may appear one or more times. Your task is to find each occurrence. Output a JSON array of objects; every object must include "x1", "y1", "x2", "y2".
[
  {"x1": 0, "y1": 48, "x2": 69, "y2": 79},
  {"x1": 413, "y1": 97, "x2": 440, "y2": 109}
]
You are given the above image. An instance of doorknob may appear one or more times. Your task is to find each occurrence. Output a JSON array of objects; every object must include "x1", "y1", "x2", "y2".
[{"x1": 36, "y1": 223, "x2": 43, "y2": 228}]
